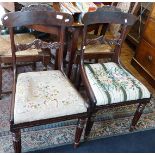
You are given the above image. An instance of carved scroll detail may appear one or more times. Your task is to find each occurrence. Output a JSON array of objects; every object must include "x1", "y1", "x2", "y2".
[
  {"x1": 15, "y1": 39, "x2": 61, "y2": 52},
  {"x1": 86, "y1": 35, "x2": 121, "y2": 46},
  {"x1": 97, "y1": 6, "x2": 121, "y2": 12},
  {"x1": 21, "y1": 4, "x2": 54, "y2": 12}
]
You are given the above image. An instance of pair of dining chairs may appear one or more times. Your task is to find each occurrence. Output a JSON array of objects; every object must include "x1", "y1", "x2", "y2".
[{"x1": 1, "y1": 5, "x2": 151, "y2": 153}]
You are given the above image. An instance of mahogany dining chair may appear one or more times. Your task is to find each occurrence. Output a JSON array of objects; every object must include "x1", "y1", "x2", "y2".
[
  {"x1": 2, "y1": 10, "x2": 88, "y2": 152},
  {"x1": 78, "y1": 6, "x2": 151, "y2": 140}
]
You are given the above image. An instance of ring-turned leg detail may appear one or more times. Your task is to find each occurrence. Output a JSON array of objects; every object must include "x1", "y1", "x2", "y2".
[{"x1": 74, "y1": 118, "x2": 86, "y2": 148}]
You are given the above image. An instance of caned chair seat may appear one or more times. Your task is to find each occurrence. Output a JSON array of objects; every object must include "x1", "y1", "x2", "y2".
[
  {"x1": 14, "y1": 70, "x2": 87, "y2": 124},
  {"x1": 0, "y1": 33, "x2": 44, "y2": 56},
  {"x1": 84, "y1": 44, "x2": 112, "y2": 54},
  {"x1": 85, "y1": 62, "x2": 150, "y2": 106},
  {"x1": 77, "y1": 34, "x2": 113, "y2": 54}
]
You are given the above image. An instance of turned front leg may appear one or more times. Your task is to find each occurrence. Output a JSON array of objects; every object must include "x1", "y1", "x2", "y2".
[
  {"x1": 74, "y1": 118, "x2": 86, "y2": 148},
  {"x1": 12, "y1": 130, "x2": 21, "y2": 153},
  {"x1": 130, "y1": 103, "x2": 147, "y2": 131}
]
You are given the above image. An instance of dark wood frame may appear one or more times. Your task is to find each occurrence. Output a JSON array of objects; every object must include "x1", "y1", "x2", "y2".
[
  {"x1": 78, "y1": 6, "x2": 151, "y2": 140},
  {"x1": 2, "y1": 10, "x2": 88, "y2": 152}
]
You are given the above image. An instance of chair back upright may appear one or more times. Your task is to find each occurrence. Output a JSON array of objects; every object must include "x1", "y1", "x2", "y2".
[
  {"x1": 80, "y1": 6, "x2": 137, "y2": 65},
  {"x1": 2, "y1": 11, "x2": 73, "y2": 79}
]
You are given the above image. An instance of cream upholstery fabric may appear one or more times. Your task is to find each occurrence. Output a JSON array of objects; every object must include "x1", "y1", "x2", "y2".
[
  {"x1": 14, "y1": 70, "x2": 87, "y2": 124},
  {"x1": 0, "y1": 34, "x2": 41, "y2": 56},
  {"x1": 85, "y1": 62, "x2": 150, "y2": 106}
]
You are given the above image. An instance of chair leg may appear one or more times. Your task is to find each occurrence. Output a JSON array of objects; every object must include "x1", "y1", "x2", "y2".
[
  {"x1": 73, "y1": 54, "x2": 80, "y2": 84},
  {"x1": 43, "y1": 60, "x2": 48, "y2": 71},
  {"x1": 75, "y1": 62, "x2": 82, "y2": 90},
  {"x1": 76, "y1": 73, "x2": 82, "y2": 91},
  {"x1": 43, "y1": 55, "x2": 50, "y2": 71},
  {"x1": 74, "y1": 118, "x2": 86, "y2": 148},
  {"x1": 43, "y1": 64, "x2": 48, "y2": 71},
  {"x1": 73, "y1": 63, "x2": 79, "y2": 85},
  {"x1": 54, "y1": 49, "x2": 59, "y2": 70},
  {"x1": 130, "y1": 103, "x2": 147, "y2": 132},
  {"x1": 0, "y1": 64, "x2": 2, "y2": 100},
  {"x1": 95, "y1": 58, "x2": 98, "y2": 63},
  {"x1": 84, "y1": 113, "x2": 96, "y2": 141},
  {"x1": 12, "y1": 129, "x2": 21, "y2": 153},
  {"x1": 32, "y1": 62, "x2": 36, "y2": 71},
  {"x1": 67, "y1": 49, "x2": 74, "y2": 79}
]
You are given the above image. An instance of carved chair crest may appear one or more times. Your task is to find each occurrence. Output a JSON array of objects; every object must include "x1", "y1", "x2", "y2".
[
  {"x1": 82, "y1": 6, "x2": 137, "y2": 49},
  {"x1": 21, "y1": 4, "x2": 54, "y2": 12},
  {"x1": 86, "y1": 35, "x2": 121, "y2": 46},
  {"x1": 15, "y1": 39, "x2": 61, "y2": 52}
]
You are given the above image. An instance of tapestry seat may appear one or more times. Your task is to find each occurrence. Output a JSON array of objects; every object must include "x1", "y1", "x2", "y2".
[{"x1": 85, "y1": 62, "x2": 151, "y2": 106}]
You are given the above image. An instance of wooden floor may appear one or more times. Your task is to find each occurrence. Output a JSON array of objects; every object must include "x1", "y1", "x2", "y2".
[{"x1": 121, "y1": 42, "x2": 155, "y2": 95}]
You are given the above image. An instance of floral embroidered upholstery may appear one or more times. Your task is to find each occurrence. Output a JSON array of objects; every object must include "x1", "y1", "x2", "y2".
[
  {"x1": 14, "y1": 70, "x2": 87, "y2": 124},
  {"x1": 85, "y1": 62, "x2": 150, "y2": 106},
  {"x1": 0, "y1": 34, "x2": 41, "y2": 56}
]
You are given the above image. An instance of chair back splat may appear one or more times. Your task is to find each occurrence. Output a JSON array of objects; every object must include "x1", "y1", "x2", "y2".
[
  {"x1": 2, "y1": 11, "x2": 73, "y2": 74},
  {"x1": 80, "y1": 6, "x2": 137, "y2": 65}
]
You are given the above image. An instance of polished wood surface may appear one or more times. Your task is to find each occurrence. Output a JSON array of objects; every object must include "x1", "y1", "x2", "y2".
[
  {"x1": 2, "y1": 11, "x2": 73, "y2": 27},
  {"x1": 143, "y1": 18, "x2": 155, "y2": 46},
  {"x1": 135, "y1": 39, "x2": 155, "y2": 77},
  {"x1": 150, "y1": 4, "x2": 155, "y2": 18},
  {"x1": 132, "y1": 3, "x2": 155, "y2": 88},
  {"x1": 126, "y1": 3, "x2": 152, "y2": 47}
]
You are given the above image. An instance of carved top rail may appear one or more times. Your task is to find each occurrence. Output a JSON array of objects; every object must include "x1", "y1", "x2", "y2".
[
  {"x1": 97, "y1": 5, "x2": 121, "y2": 12},
  {"x1": 2, "y1": 11, "x2": 73, "y2": 27},
  {"x1": 15, "y1": 39, "x2": 61, "y2": 52},
  {"x1": 21, "y1": 4, "x2": 55, "y2": 12},
  {"x1": 86, "y1": 35, "x2": 121, "y2": 46},
  {"x1": 83, "y1": 5, "x2": 137, "y2": 26}
]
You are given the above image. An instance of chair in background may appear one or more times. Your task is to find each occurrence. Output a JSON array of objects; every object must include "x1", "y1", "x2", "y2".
[
  {"x1": 2, "y1": 10, "x2": 88, "y2": 152},
  {"x1": 77, "y1": 3, "x2": 139, "y2": 63},
  {"x1": 72, "y1": 3, "x2": 139, "y2": 87},
  {"x1": 78, "y1": 6, "x2": 151, "y2": 140},
  {"x1": 0, "y1": 4, "x2": 54, "y2": 99},
  {"x1": 109, "y1": 2, "x2": 139, "y2": 38}
]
